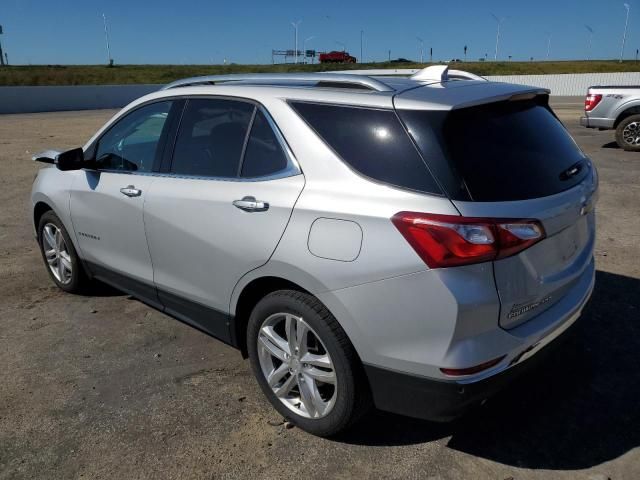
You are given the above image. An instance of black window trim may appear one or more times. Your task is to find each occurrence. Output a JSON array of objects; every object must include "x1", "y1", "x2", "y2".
[
  {"x1": 287, "y1": 99, "x2": 445, "y2": 197},
  {"x1": 164, "y1": 95, "x2": 301, "y2": 182}
]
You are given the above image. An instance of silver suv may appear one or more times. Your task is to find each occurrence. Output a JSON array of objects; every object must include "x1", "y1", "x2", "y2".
[{"x1": 31, "y1": 67, "x2": 598, "y2": 436}]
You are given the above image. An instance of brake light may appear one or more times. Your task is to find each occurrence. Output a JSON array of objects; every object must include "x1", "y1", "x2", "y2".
[
  {"x1": 584, "y1": 93, "x2": 602, "y2": 112},
  {"x1": 391, "y1": 212, "x2": 545, "y2": 268}
]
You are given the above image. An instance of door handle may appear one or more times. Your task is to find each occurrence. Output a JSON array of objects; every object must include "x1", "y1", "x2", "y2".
[
  {"x1": 232, "y1": 196, "x2": 269, "y2": 212},
  {"x1": 120, "y1": 185, "x2": 142, "y2": 197}
]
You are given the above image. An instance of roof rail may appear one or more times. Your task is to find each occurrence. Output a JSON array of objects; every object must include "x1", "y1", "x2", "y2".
[
  {"x1": 329, "y1": 66, "x2": 487, "y2": 82},
  {"x1": 161, "y1": 73, "x2": 394, "y2": 92}
]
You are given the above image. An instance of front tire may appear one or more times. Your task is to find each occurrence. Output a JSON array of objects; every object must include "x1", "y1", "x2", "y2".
[
  {"x1": 247, "y1": 290, "x2": 369, "y2": 436},
  {"x1": 38, "y1": 211, "x2": 87, "y2": 293},
  {"x1": 615, "y1": 114, "x2": 640, "y2": 151}
]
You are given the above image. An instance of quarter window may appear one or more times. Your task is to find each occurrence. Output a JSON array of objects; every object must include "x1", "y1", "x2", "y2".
[
  {"x1": 95, "y1": 101, "x2": 172, "y2": 172},
  {"x1": 171, "y1": 98, "x2": 254, "y2": 177},
  {"x1": 290, "y1": 102, "x2": 441, "y2": 194}
]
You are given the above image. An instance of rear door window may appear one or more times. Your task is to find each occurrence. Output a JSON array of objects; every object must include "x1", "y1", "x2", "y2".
[
  {"x1": 399, "y1": 100, "x2": 589, "y2": 201},
  {"x1": 171, "y1": 98, "x2": 254, "y2": 177},
  {"x1": 290, "y1": 102, "x2": 441, "y2": 194}
]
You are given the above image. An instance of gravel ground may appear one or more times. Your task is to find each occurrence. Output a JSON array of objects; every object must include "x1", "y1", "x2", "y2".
[{"x1": 0, "y1": 102, "x2": 639, "y2": 480}]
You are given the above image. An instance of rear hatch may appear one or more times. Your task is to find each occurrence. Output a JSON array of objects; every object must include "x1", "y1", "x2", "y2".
[{"x1": 396, "y1": 83, "x2": 598, "y2": 329}]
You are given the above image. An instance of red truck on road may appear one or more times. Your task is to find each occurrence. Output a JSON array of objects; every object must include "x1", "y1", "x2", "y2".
[{"x1": 319, "y1": 51, "x2": 357, "y2": 63}]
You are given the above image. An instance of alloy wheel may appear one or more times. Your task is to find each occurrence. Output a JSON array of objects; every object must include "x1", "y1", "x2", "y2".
[
  {"x1": 42, "y1": 223, "x2": 73, "y2": 284},
  {"x1": 257, "y1": 312, "x2": 337, "y2": 419},
  {"x1": 622, "y1": 121, "x2": 640, "y2": 146}
]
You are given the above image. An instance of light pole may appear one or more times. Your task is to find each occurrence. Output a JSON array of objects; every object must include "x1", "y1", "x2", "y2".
[
  {"x1": 0, "y1": 25, "x2": 5, "y2": 67},
  {"x1": 102, "y1": 13, "x2": 113, "y2": 65},
  {"x1": 491, "y1": 13, "x2": 506, "y2": 61},
  {"x1": 585, "y1": 25, "x2": 594, "y2": 60},
  {"x1": 303, "y1": 36, "x2": 314, "y2": 64},
  {"x1": 546, "y1": 33, "x2": 552, "y2": 60},
  {"x1": 360, "y1": 30, "x2": 364, "y2": 63},
  {"x1": 291, "y1": 20, "x2": 301, "y2": 64},
  {"x1": 417, "y1": 37, "x2": 424, "y2": 63},
  {"x1": 620, "y1": 3, "x2": 631, "y2": 62}
]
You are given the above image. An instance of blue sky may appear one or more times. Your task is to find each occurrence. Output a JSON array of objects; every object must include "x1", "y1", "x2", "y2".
[{"x1": 1, "y1": 0, "x2": 637, "y2": 64}]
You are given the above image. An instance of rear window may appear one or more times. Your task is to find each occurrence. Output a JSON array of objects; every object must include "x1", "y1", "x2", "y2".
[
  {"x1": 290, "y1": 102, "x2": 441, "y2": 195},
  {"x1": 399, "y1": 100, "x2": 589, "y2": 201}
]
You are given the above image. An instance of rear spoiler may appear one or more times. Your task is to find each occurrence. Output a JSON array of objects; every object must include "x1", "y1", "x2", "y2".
[{"x1": 394, "y1": 81, "x2": 550, "y2": 112}]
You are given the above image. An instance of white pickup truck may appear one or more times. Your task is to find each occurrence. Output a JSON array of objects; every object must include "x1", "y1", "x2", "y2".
[{"x1": 581, "y1": 85, "x2": 640, "y2": 151}]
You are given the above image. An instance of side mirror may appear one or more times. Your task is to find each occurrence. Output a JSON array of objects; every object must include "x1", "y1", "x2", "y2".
[{"x1": 55, "y1": 148, "x2": 85, "y2": 171}]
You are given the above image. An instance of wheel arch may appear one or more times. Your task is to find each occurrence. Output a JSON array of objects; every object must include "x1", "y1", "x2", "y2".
[
  {"x1": 614, "y1": 104, "x2": 640, "y2": 127},
  {"x1": 231, "y1": 275, "x2": 312, "y2": 357},
  {"x1": 33, "y1": 200, "x2": 54, "y2": 235}
]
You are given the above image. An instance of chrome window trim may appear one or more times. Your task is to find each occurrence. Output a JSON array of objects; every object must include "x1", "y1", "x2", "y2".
[{"x1": 85, "y1": 167, "x2": 302, "y2": 183}]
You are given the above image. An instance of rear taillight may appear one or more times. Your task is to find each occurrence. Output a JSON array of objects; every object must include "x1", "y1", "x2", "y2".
[
  {"x1": 584, "y1": 93, "x2": 602, "y2": 112},
  {"x1": 391, "y1": 212, "x2": 545, "y2": 268}
]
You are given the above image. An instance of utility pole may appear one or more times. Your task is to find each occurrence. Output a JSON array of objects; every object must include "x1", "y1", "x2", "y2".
[
  {"x1": 388, "y1": 49, "x2": 391, "y2": 62},
  {"x1": 620, "y1": 3, "x2": 631, "y2": 62},
  {"x1": 491, "y1": 13, "x2": 506, "y2": 61},
  {"x1": 546, "y1": 33, "x2": 552, "y2": 60},
  {"x1": 430, "y1": 47, "x2": 433, "y2": 62},
  {"x1": 0, "y1": 25, "x2": 6, "y2": 66},
  {"x1": 360, "y1": 30, "x2": 364, "y2": 63},
  {"x1": 417, "y1": 37, "x2": 424, "y2": 63},
  {"x1": 102, "y1": 14, "x2": 113, "y2": 66},
  {"x1": 291, "y1": 20, "x2": 301, "y2": 64},
  {"x1": 585, "y1": 25, "x2": 594, "y2": 60}
]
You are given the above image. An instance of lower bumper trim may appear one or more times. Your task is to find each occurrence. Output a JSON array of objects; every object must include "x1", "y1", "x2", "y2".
[{"x1": 363, "y1": 317, "x2": 576, "y2": 421}]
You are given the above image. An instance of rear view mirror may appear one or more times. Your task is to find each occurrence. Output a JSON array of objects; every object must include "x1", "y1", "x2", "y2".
[{"x1": 55, "y1": 148, "x2": 85, "y2": 171}]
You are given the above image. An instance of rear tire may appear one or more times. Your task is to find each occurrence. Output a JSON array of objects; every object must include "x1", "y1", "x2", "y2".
[
  {"x1": 615, "y1": 114, "x2": 640, "y2": 151},
  {"x1": 247, "y1": 290, "x2": 370, "y2": 437},
  {"x1": 37, "y1": 211, "x2": 88, "y2": 293}
]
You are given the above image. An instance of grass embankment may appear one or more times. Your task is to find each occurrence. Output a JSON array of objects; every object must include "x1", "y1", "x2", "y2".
[{"x1": 1, "y1": 60, "x2": 639, "y2": 86}]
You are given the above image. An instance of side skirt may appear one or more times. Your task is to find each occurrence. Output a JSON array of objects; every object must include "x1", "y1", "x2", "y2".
[{"x1": 85, "y1": 261, "x2": 237, "y2": 348}]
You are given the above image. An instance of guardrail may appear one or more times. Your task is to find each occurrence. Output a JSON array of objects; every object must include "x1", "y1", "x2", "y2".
[{"x1": 1, "y1": 72, "x2": 639, "y2": 114}]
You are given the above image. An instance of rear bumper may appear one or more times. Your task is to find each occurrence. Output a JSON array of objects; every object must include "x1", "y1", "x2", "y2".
[
  {"x1": 363, "y1": 323, "x2": 572, "y2": 421},
  {"x1": 363, "y1": 259, "x2": 595, "y2": 421},
  {"x1": 580, "y1": 116, "x2": 614, "y2": 129}
]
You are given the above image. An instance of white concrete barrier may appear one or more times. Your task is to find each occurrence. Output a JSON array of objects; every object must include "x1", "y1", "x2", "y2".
[
  {"x1": 0, "y1": 84, "x2": 160, "y2": 114},
  {"x1": 339, "y1": 69, "x2": 640, "y2": 96},
  {"x1": 485, "y1": 72, "x2": 640, "y2": 96},
  {"x1": 1, "y1": 72, "x2": 639, "y2": 114}
]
